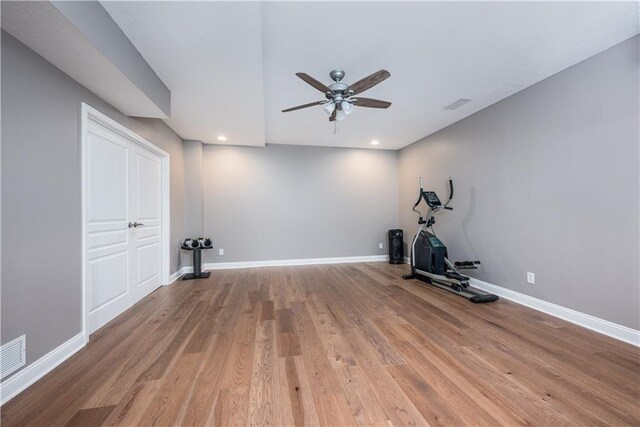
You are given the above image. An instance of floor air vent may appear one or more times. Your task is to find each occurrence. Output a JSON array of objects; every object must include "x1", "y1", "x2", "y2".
[{"x1": 1, "y1": 335, "x2": 26, "y2": 379}]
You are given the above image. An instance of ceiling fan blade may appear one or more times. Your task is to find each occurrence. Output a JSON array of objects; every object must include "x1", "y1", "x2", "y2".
[
  {"x1": 354, "y1": 97, "x2": 392, "y2": 109},
  {"x1": 282, "y1": 101, "x2": 326, "y2": 113},
  {"x1": 329, "y1": 109, "x2": 337, "y2": 122},
  {"x1": 296, "y1": 72, "x2": 331, "y2": 93},
  {"x1": 347, "y1": 69, "x2": 390, "y2": 95}
]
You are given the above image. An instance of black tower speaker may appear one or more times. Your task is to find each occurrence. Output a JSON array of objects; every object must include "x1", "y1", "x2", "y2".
[{"x1": 388, "y1": 229, "x2": 404, "y2": 264}]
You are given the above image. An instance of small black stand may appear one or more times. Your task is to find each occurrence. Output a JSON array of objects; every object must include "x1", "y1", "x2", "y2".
[{"x1": 181, "y1": 244, "x2": 212, "y2": 280}]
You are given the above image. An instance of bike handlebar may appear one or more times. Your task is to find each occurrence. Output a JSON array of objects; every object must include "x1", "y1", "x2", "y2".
[{"x1": 413, "y1": 176, "x2": 456, "y2": 217}]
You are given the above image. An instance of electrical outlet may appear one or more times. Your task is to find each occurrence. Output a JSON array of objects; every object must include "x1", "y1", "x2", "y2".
[
  {"x1": 379, "y1": 242, "x2": 384, "y2": 250},
  {"x1": 219, "y1": 248, "x2": 224, "y2": 256},
  {"x1": 527, "y1": 272, "x2": 535, "y2": 284}
]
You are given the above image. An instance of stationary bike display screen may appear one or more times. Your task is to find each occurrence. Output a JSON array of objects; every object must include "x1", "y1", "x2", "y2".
[
  {"x1": 428, "y1": 236, "x2": 445, "y2": 247},
  {"x1": 422, "y1": 191, "x2": 442, "y2": 207}
]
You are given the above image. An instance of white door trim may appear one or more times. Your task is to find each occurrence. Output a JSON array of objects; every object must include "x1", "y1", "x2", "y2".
[{"x1": 80, "y1": 103, "x2": 170, "y2": 343}]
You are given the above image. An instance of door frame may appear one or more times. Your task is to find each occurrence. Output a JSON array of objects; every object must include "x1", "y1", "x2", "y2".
[{"x1": 80, "y1": 103, "x2": 171, "y2": 342}]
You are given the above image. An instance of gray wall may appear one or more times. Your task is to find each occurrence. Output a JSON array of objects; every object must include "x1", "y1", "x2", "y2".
[
  {"x1": 1, "y1": 32, "x2": 185, "y2": 371},
  {"x1": 183, "y1": 140, "x2": 204, "y2": 237},
  {"x1": 399, "y1": 35, "x2": 639, "y2": 329},
  {"x1": 201, "y1": 144, "x2": 398, "y2": 263}
]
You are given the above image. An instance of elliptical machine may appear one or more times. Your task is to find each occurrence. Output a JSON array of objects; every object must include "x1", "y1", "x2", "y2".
[{"x1": 402, "y1": 177, "x2": 498, "y2": 303}]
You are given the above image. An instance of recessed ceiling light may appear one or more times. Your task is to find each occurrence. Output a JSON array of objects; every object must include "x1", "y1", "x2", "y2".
[
  {"x1": 217, "y1": 135, "x2": 227, "y2": 141},
  {"x1": 371, "y1": 140, "x2": 380, "y2": 145}
]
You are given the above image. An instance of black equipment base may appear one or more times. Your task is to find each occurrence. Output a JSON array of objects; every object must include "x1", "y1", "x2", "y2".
[
  {"x1": 470, "y1": 293, "x2": 499, "y2": 303},
  {"x1": 403, "y1": 270, "x2": 498, "y2": 304},
  {"x1": 182, "y1": 271, "x2": 211, "y2": 280}
]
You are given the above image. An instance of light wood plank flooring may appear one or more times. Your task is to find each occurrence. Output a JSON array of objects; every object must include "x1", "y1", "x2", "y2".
[{"x1": 2, "y1": 262, "x2": 639, "y2": 426}]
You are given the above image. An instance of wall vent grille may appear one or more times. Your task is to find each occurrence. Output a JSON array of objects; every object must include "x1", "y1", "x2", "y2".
[
  {"x1": 1, "y1": 335, "x2": 26, "y2": 380},
  {"x1": 444, "y1": 98, "x2": 471, "y2": 110}
]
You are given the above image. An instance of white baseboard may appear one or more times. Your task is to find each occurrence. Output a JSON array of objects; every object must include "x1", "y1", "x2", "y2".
[
  {"x1": 169, "y1": 255, "x2": 388, "y2": 279},
  {"x1": 168, "y1": 269, "x2": 180, "y2": 285},
  {"x1": 469, "y1": 278, "x2": 640, "y2": 347},
  {"x1": 0, "y1": 332, "x2": 86, "y2": 405},
  {"x1": 168, "y1": 266, "x2": 190, "y2": 285},
  {"x1": 204, "y1": 255, "x2": 388, "y2": 270},
  {"x1": 167, "y1": 255, "x2": 389, "y2": 285}
]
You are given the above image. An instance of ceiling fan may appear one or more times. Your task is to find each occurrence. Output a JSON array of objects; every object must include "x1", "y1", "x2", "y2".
[{"x1": 282, "y1": 69, "x2": 392, "y2": 122}]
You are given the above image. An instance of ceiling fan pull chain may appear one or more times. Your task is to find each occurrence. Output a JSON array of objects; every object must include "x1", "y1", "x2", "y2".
[{"x1": 333, "y1": 120, "x2": 338, "y2": 134}]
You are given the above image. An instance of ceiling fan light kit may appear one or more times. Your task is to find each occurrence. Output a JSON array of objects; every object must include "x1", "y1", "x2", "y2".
[
  {"x1": 323, "y1": 102, "x2": 335, "y2": 116},
  {"x1": 341, "y1": 101, "x2": 354, "y2": 115},
  {"x1": 282, "y1": 69, "x2": 392, "y2": 123}
]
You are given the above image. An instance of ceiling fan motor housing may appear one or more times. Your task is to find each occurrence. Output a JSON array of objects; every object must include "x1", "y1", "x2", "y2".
[
  {"x1": 329, "y1": 82, "x2": 349, "y2": 93},
  {"x1": 328, "y1": 73, "x2": 350, "y2": 107}
]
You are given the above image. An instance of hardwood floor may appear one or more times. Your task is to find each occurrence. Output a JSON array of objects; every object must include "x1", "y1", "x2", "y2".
[{"x1": 2, "y1": 262, "x2": 639, "y2": 426}]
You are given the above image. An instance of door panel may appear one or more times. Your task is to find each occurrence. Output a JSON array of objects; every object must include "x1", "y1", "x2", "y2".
[
  {"x1": 137, "y1": 242, "x2": 161, "y2": 285},
  {"x1": 88, "y1": 252, "x2": 128, "y2": 312},
  {"x1": 86, "y1": 122, "x2": 131, "y2": 334},
  {"x1": 88, "y1": 230, "x2": 128, "y2": 250},
  {"x1": 130, "y1": 146, "x2": 162, "y2": 303},
  {"x1": 136, "y1": 153, "x2": 161, "y2": 220},
  {"x1": 88, "y1": 129, "x2": 128, "y2": 222},
  {"x1": 135, "y1": 225, "x2": 160, "y2": 240}
]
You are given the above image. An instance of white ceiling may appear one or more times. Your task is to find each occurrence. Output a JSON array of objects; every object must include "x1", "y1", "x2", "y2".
[{"x1": 103, "y1": 1, "x2": 639, "y2": 150}]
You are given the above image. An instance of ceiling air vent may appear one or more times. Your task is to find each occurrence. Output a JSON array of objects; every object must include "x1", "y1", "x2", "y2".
[
  {"x1": 444, "y1": 98, "x2": 471, "y2": 110},
  {"x1": 1, "y1": 335, "x2": 26, "y2": 380}
]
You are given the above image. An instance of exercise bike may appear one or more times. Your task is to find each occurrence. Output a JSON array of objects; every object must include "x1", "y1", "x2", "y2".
[{"x1": 402, "y1": 177, "x2": 498, "y2": 303}]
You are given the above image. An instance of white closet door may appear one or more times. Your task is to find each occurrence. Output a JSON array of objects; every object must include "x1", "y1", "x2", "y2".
[
  {"x1": 85, "y1": 120, "x2": 163, "y2": 335},
  {"x1": 129, "y1": 144, "x2": 162, "y2": 304},
  {"x1": 86, "y1": 121, "x2": 132, "y2": 334}
]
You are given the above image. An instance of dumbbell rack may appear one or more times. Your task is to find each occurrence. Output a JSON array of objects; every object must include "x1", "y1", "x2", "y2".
[{"x1": 181, "y1": 242, "x2": 212, "y2": 280}]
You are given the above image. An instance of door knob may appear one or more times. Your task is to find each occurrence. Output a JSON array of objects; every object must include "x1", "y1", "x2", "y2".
[{"x1": 128, "y1": 222, "x2": 145, "y2": 228}]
